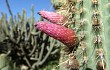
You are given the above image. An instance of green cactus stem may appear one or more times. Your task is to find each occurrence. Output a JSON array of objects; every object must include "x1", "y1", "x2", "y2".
[{"x1": 51, "y1": 0, "x2": 110, "y2": 70}]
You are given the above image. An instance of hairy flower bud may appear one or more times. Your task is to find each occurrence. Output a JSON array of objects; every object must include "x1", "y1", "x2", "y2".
[{"x1": 35, "y1": 21, "x2": 78, "y2": 47}]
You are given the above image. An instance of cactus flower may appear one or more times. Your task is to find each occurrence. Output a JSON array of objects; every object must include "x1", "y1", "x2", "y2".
[
  {"x1": 38, "y1": 10, "x2": 67, "y2": 25},
  {"x1": 35, "y1": 21, "x2": 78, "y2": 47}
]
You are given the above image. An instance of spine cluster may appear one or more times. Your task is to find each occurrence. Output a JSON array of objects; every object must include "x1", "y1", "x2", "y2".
[{"x1": 91, "y1": 0, "x2": 106, "y2": 70}]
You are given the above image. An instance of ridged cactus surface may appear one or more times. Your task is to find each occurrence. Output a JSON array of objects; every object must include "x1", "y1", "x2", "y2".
[
  {"x1": 1, "y1": 0, "x2": 110, "y2": 70},
  {"x1": 50, "y1": 0, "x2": 110, "y2": 70}
]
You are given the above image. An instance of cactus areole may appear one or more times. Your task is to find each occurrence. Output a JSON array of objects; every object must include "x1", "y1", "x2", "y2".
[{"x1": 35, "y1": 21, "x2": 78, "y2": 47}]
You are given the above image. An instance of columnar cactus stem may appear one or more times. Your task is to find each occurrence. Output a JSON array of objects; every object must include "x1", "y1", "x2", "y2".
[
  {"x1": 51, "y1": 0, "x2": 110, "y2": 70},
  {"x1": 100, "y1": 0, "x2": 110, "y2": 70}
]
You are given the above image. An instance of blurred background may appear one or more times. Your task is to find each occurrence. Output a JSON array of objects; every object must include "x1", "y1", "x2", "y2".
[
  {"x1": 0, "y1": 0, "x2": 54, "y2": 20},
  {"x1": 0, "y1": 0, "x2": 61, "y2": 70}
]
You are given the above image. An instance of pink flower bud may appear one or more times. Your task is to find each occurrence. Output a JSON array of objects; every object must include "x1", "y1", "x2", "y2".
[
  {"x1": 38, "y1": 11, "x2": 67, "y2": 25},
  {"x1": 35, "y1": 21, "x2": 78, "y2": 47}
]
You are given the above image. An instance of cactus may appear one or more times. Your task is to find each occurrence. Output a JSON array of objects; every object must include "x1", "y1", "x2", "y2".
[
  {"x1": 0, "y1": 54, "x2": 14, "y2": 70},
  {"x1": 0, "y1": 19, "x2": 5, "y2": 42},
  {"x1": 1, "y1": 0, "x2": 110, "y2": 70},
  {"x1": 50, "y1": 0, "x2": 110, "y2": 70},
  {"x1": 0, "y1": 5, "x2": 60, "y2": 70}
]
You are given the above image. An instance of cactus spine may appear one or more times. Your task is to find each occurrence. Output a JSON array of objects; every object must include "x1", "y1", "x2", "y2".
[{"x1": 51, "y1": 0, "x2": 110, "y2": 70}]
